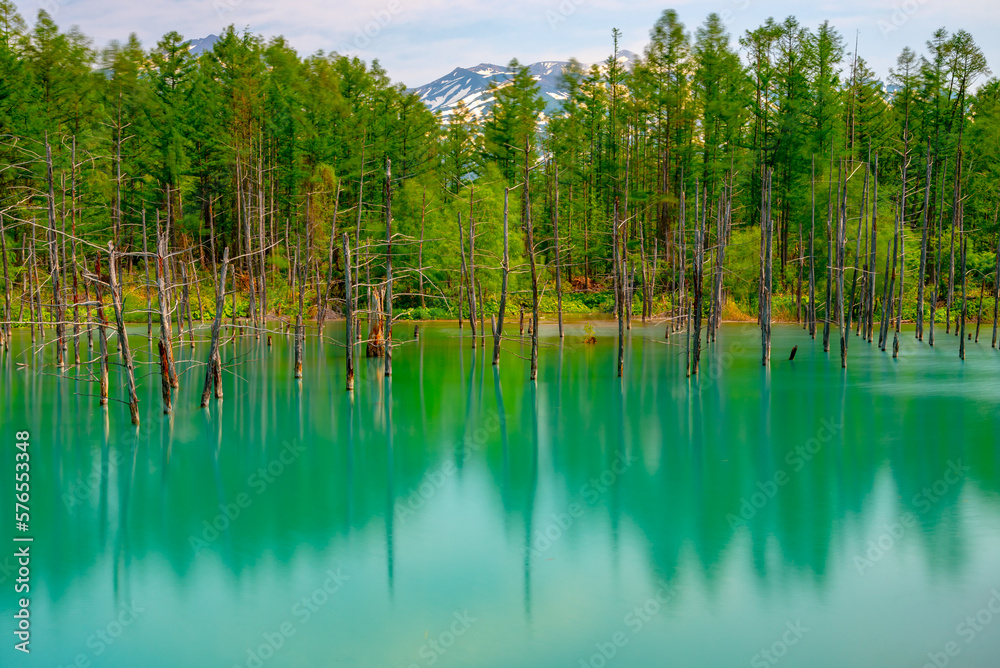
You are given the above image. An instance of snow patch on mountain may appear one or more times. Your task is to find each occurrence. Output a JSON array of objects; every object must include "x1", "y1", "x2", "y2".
[
  {"x1": 185, "y1": 34, "x2": 219, "y2": 56},
  {"x1": 411, "y1": 51, "x2": 637, "y2": 121}
]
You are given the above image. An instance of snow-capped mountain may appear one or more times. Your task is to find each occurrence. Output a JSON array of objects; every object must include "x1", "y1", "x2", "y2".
[
  {"x1": 412, "y1": 51, "x2": 637, "y2": 121},
  {"x1": 185, "y1": 34, "x2": 219, "y2": 56}
]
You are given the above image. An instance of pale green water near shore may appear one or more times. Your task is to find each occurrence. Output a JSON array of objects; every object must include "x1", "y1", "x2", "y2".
[{"x1": 1, "y1": 322, "x2": 999, "y2": 667}]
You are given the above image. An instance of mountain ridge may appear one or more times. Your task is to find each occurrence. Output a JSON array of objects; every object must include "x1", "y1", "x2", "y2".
[
  {"x1": 411, "y1": 51, "x2": 638, "y2": 120},
  {"x1": 179, "y1": 35, "x2": 635, "y2": 120}
]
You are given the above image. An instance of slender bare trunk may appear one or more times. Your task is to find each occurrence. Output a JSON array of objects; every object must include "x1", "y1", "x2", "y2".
[
  {"x1": 201, "y1": 247, "x2": 230, "y2": 407},
  {"x1": 294, "y1": 232, "x2": 304, "y2": 379},
  {"x1": 343, "y1": 233, "x2": 355, "y2": 391},
  {"x1": 553, "y1": 162, "x2": 564, "y2": 338},
  {"x1": 45, "y1": 136, "x2": 65, "y2": 367},
  {"x1": 916, "y1": 148, "x2": 932, "y2": 340},
  {"x1": 107, "y1": 245, "x2": 140, "y2": 425},
  {"x1": 384, "y1": 158, "x2": 393, "y2": 377},
  {"x1": 493, "y1": 189, "x2": 510, "y2": 366},
  {"x1": 318, "y1": 183, "x2": 341, "y2": 335}
]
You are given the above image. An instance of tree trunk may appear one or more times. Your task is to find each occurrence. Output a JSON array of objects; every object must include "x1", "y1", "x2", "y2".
[
  {"x1": 615, "y1": 199, "x2": 625, "y2": 377},
  {"x1": 457, "y1": 212, "x2": 474, "y2": 342},
  {"x1": 182, "y1": 263, "x2": 194, "y2": 349},
  {"x1": 143, "y1": 211, "x2": 152, "y2": 341},
  {"x1": 158, "y1": 339, "x2": 172, "y2": 414},
  {"x1": 155, "y1": 227, "x2": 178, "y2": 388},
  {"x1": 318, "y1": 183, "x2": 341, "y2": 335},
  {"x1": 93, "y1": 263, "x2": 109, "y2": 406},
  {"x1": 809, "y1": 156, "x2": 817, "y2": 339},
  {"x1": 45, "y1": 136, "x2": 65, "y2": 367},
  {"x1": 762, "y1": 168, "x2": 772, "y2": 367},
  {"x1": 837, "y1": 167, "x2": 847, "y2": 368},
  {"x1": 526, "y1": 156, "x2": 539, "y2": 382},
  {"x1": 823, "y1": 158, "x2": 833, "y2": 353},
  {"x1": 947, "y1": 153, "x2": 962, "y2": 334},
  {"x1": 993, "y1": 231, "x2": 1000, "y2": 348},
  {"x1": 553, "y1": 162, "x2": 564, "y2": 338},
  {"x1": 0, "y1": 212, "x2": 11, "y2": 350},
  {"x1": 343, "y1": 233, "x2": 355, "y2": 391},
  {"x1": 959, "y1": 204, "x2": 967, "y2": 360},
  {"x1": 294, "y1": 232, "x2": 304, "y2": 379},
  {"x1": 916, "y1": 149, "x2": 932, "y2": 340},
  {"x1": 107, "y1": 245, "x2": 140, "y2": 425},
  {"x1": 493, "y1": 190, "x2": 510, "y2": 366},
  {"x1": 201, "y1": 247, "x2": 229, "y2": 407},
  {"x1": 419, "y1": 187, "x2": 427, "y2": 308},
  {"x1": 385, "y1": 158, "x2": 393, "y2": 377}
]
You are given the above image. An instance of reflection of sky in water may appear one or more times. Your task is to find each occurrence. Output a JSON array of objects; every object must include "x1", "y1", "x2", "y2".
[{"x1": 2, "y1": 322, "x2": 1000, "y2": 667}]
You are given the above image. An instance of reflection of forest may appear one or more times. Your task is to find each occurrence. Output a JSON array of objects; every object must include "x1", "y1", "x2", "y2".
[{"x1": 16, "y1": 325, "x2": 1000, "y2": 607}]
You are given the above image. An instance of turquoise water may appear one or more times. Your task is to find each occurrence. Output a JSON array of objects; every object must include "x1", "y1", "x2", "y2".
[{"x1": 2, "y1": 322, "x2": 1000, "y2": 667}]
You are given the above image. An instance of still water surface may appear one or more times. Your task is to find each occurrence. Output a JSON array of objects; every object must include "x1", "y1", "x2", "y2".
[{"x1": 1, "y1": 322, "x2": 999, "y2": 667}]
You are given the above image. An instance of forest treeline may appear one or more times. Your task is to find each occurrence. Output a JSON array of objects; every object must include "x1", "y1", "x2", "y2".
[{"x1": 1, "y1": 4, "x2": 1000, "y2": 340}]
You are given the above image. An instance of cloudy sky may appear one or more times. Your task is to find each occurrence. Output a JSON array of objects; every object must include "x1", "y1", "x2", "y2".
[{"x1": 13, "y1": 0, "x2": 998, "y2": 86}]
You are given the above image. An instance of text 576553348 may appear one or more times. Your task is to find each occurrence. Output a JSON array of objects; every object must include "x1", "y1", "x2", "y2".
[{"x1": 13, "y1": 429, "x2": 32, "y2": 654}]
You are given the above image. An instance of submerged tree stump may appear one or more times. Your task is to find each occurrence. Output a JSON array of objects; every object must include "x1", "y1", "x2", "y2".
[
  {"x1": 201, "y1": 248, "x2": 229, "y2": 406},
  {"x1": 367, "y1": 286, "x2": 386, "y2": 358}
]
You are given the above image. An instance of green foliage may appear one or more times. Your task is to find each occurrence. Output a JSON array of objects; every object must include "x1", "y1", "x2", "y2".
[{"x1": 0, "y1": 12, "x2": 999, "y2": 332}]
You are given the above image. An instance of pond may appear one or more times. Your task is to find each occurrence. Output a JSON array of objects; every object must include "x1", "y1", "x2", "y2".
[{"x1": 2, "y1": 322, "x2": 999, "y2": 667}]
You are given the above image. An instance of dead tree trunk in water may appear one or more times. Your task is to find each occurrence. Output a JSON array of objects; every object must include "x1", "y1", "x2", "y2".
[
  {"x1": 883, "y1": 205, "x2": 901, "y2": 354},
  {"x1": 946, "y1": 156, "x2": 960, "y2": 335},
  {"x1": 837, "y1": 167, "x2": 847, "y2": 368},
  {"x1": 761, "y1": 169, "x2": 773, "y2": 367},
  {"x1": 242, "y1": 174, "x2": 259, "y2": 340},
  {"x1": 893, "y1": 178, "x2": 908, "y2": 359},
  {"x1": 959, "y1": 204, "x2": 967, "y2": 360},
  {"x1": 142, "y1": 211, "x2": 152, "y2": 341},
  {"x1": 45, "y1": 136, "x2": 65, "y2": 367},
  {"x1": 685, "y1": 302, "x2": 692, "y2": 377},
  {"x1": 796, "y1": 196, "x2": 803, "y2": 326},
  {"x1": 158, "y1": 339, "x2": 172, "y2": 414},
  {"x1": 975, "y1": 275, "x2": 985, "y2": 343},
  {"x1": 553, "y1": 162, "x2": 564, "y2": 338},
  {"x1": 155, "y1": 221, "x2": 178, "y2": 388},
  {"x1": 294, "y1": 232, "x2": 304, "y2": 379},
  {"x1": 30, "y1": 233, "x2": 42, "y2": 341},
  {"x1": 846, "y1": 161, "x2": 868, "y2": 347},
  {"x1": 526, "y1": 161, "x2": 539, "y2": 382},
  {"x1": 419, "y1": 187, "x2": 427, "y2": 308},
  {"x1": 92, "y1": 259, "x2": 109, "y2": 406},
  {"x1": 318, "y1": 183, "x2": 341, "y2": 336},
  {"x1": 823, "y1": 158, "x2": 833, "y2": 353},
  {"x1": 614, "y1": 199, "x2": 625, "y2": 377},
  {"x1": 493, "y1": 188, "x2": 510, "y2": 366},
  {"x1": 343, "y1": 233, "x2": 355, "y2": 391},
  {"x1": 916, "y1": 149, "x2": 932, "y2": 341},
  {"x1": 868, "y1": 154, "x2": 880, "y2": 343},
  {"x1": 0, "y1": 212, "x2": 11, "y2": 350},
  {"x1": 993, "y1": 230, "x2": 1000, "y2": 348},
  {"x1": 476, "y1": 278, "x2": 485, "y2": 344},
  {"x1": 201, "y1": 247, "x2": 229, "y2": 407},
  {"x1": 677, "y1": 186, "x2": 687, "y2": 338},
  {"x1": 384, "y1": 158, "x2": 393, "y2": 377},
  {"x1": 457, "y1": 212, "x2": 474, "y2": 342},
  {"x1": 692, "y1": 190, "x2": 704, "y2": 375},
  {"x1": 713, "y1": 187, "x2": 730, "y2": 341},
  {"x1": 470, "y1": 185, "x2": 483, "y2": 348},
  {"x1": 107, "y1": 245, "x2": 140, "y2": 425},
  {"x1": 181, "y1": 263, "x2": 194, "y2": 349},
  {"x1": 929, "y1": 160, "x2": 946, "y2": 347}
]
